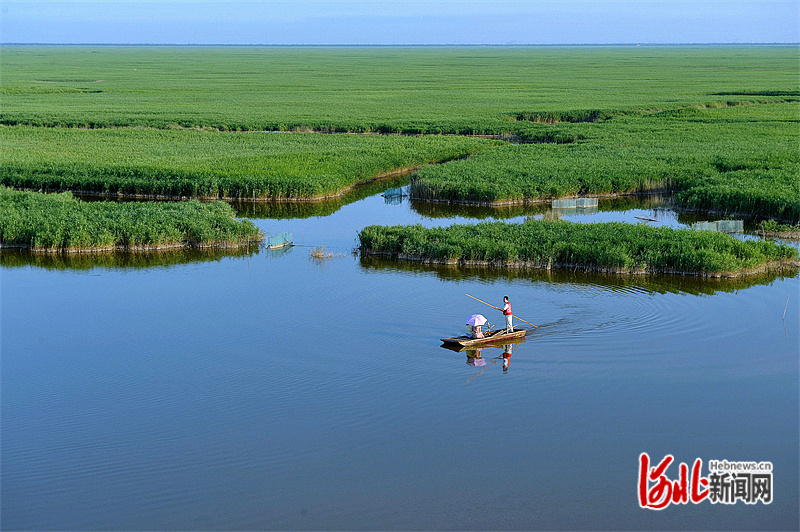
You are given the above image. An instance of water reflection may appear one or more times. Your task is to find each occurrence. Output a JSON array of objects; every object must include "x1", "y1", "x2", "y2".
[
  {"x1": 502, "y1": 343, "x2": 513, "y2": 372},
  {"x1": 360, "y1": 256, "x2": 800, "y2": 296},
  {"x1": 230, "y1": 175, "x2": 411, "y2": 219},
  {"x1": 410, "y1": 194, "x2": 670, "y2": 220},
  {"x1": 456, "y1": 342, "x2": 524, "y2": 383},
  {"x1": 411, "y1": 200, "x2": 549, "y2": 220},
  {"x1": 466, "y1": 349, "x2": 487, "y2": 366},
  {"x1": 382, "y1": 187, "x2": 408, "y2": 205},
  {"x1": 0, "y1": 247, "x2": 262, "y2": 271},
  {"x1": 466, "y1": 344, "x2": 515, "y2": 371},
  {"x1": 265, "y1": 245, "x2": 294, "y2": 260}
]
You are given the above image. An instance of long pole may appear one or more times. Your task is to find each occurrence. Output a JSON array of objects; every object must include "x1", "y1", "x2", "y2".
[{"x1": 465, "y1": 293, "x2": 537, "y2": 329}]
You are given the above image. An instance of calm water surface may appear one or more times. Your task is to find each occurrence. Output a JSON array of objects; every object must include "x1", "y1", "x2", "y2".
[{"x1": 2, "y1": 191, "x2": 798, "y2": 530}]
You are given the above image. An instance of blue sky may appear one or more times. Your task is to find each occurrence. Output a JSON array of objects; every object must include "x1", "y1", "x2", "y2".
[{"x1": 2, "y1": 1, "x2": 798, "y2": 45}]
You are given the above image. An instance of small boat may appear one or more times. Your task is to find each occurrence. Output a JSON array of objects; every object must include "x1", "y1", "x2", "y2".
[
  {"x1": 440, "y1": 328, "x2": 527, "y2": 347},
  {"x1": 440, "y1": 336, "x2": 527, "y2": 353}
]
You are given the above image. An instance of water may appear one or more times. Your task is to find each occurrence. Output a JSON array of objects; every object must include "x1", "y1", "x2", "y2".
[{"x1": 2, "y1": 191, "x2": 798, "y2": 530}]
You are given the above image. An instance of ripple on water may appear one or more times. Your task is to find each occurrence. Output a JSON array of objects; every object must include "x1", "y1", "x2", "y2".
[{"x1": 526, "y1": 278, "x2": 728, "y2": 355}]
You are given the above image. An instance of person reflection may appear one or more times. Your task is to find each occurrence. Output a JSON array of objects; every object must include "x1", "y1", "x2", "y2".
[
  {"x1": 502, "y1": 344, "x2": 513, "y2": 372},
  {"x1": 465, "y1": 348, "x2": 486, "y2": 367}
]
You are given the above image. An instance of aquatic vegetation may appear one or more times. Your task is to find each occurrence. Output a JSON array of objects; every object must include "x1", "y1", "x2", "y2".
[
  {"x1": 0, "y1": 127, "x2": 490, "y2": 199},
  {"x1": 1, "y1": 45, "x2": 797, "y2": 221},
  {"x1": 358, "y1": 220, "x2": 799, "y2": 276},
  {"x1": 0, "y1": 187, "x2": 261, "y2": 251},
  {"x1": 309, "y1": 246, "x2": 345, "y2": 261},
  {"x1": 412, "y1": 103, "x2": 800, "y2": 221},
  {"x1": 756, "y1": 219, "x2": 800, "y2": 240},
  {"x1": 758, "y1": 219, "x2": 800, "y2": 233}
]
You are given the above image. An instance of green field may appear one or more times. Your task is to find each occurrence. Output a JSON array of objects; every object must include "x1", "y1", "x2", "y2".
[
  {"x1": 1, "y1": 46, "x2": 797, "y2": 133},
  {"x1": 0, "y1": 187, "x2": 260, "y2": 251},
  {"x1": 359, "y1": 220, "x2": 799, "y2": 276}
]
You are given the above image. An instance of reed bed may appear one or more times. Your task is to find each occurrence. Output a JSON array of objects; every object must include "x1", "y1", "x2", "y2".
[
  {"x1": 0, "y1": 127, "x2": 490, "y2": 199},
  {"x1": 2, "y1": 45, "x2": 797, "y2": 236},
  {"x1": 0, "y1": 187, "x2": 261, "y2": 251},
  {"x1": 411, "y1": 103, "x2": 799, "y2": 221},
  {"x1": 358, "y1": 220, "x2": 799, "y2": 276}
]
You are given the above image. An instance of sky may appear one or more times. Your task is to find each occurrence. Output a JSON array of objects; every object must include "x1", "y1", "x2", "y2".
[{"x1": 1, "y1": 0, "x2": 798, "y2": 45}]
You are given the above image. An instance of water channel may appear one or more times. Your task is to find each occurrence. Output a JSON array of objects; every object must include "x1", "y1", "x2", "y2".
[{"x1": 2, "y1": 184, "x2": 798, "y2": 530}]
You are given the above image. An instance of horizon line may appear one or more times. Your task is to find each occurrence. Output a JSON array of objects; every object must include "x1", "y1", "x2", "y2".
[{"x1": 3, "y1": 42, "x2": 799, "y2": 47}]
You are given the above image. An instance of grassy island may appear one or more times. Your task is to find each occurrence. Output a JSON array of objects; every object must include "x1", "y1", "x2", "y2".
[
  {"x1": 358, "y1": 220, "x2": 800, "y2": 277},
  {"x1": 0, "y1": 188, "x2": 261, "y2": 252}
]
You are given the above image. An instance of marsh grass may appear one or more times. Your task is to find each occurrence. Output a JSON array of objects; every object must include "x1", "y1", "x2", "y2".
[
  {"x1": 412, "y1": 103, "x2": 799, "y2": 221},
  {"x1": 358, "y1": 220, "x2": 799, "y2": 276},
  {"x1": 1, "y1": 46, "x2": 797, "y2": 231},
  {"x1": 0, "y1": 127, "x2": 491, "y2": 199},
  {"x1": 0, "y1": 187, "x2": 261, "y2": 251}
]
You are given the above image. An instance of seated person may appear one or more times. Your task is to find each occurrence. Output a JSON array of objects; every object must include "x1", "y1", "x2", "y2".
[{"x1": 472, "y1": 325, "x2": 484, "y2": 339}]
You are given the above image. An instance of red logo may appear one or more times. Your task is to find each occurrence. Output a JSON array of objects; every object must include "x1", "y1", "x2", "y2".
[{"x1": 638, "y1": 453, "x2": 709, "y2": 509}]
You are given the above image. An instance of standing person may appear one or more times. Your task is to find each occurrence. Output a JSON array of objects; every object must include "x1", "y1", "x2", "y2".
[
  {"x1": 502, "y1": 296, "x2": 513, "y2": 333},
  {"x1": 502, "y1": 296, "x2": 513, "y2": 332}
]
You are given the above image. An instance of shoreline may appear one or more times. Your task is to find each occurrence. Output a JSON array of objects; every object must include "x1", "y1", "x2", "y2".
[{"x1": 359, "y1": 250, "x2": 800, "y2": 279}]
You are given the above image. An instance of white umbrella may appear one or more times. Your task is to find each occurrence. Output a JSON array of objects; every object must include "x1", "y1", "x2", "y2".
[{"x1": 466, "y1": 314, "x2": 487, "y2": 327}]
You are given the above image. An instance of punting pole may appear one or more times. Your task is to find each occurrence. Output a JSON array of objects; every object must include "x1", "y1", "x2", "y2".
[{"x1": 465, "y1": 293, "x2": 538, "y2": 329}]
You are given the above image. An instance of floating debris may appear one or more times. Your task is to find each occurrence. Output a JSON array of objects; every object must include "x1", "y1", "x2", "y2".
[{"x1": 309, "y1": 246, "x2": 345, "y2": 261}]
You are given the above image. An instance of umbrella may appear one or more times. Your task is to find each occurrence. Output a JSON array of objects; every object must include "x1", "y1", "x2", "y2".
[{"x1": 466, "y1": 314, "x2": 487, "y2": 327}]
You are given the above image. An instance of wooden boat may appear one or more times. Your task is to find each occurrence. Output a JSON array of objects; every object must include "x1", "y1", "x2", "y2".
[
  {"x1": 440, "y1": 328, "x2": 527, "y2": 347},
  {"x1": 440, "y1": 336, "x2": 527, "y2": 352}
]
